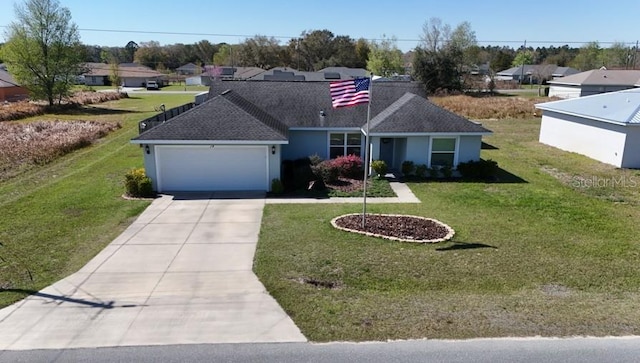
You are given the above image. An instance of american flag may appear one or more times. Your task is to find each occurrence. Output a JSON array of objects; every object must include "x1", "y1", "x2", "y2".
[{"x1": 329, "y1": 78, "x2": 370, "y2": 108}]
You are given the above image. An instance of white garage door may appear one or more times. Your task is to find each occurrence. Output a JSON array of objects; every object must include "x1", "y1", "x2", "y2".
[{"x1": 156, "y1": 145, "x2": 268, "y2": 191}]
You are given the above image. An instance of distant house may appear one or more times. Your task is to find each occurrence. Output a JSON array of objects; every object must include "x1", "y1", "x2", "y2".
[
  {"x1": 318, "y1": 67, "x2": 369, "y2": 78},
  {"x1": 547, "y1": 69, "x2": 640, "y2": 99},
  {"x1": 175, "y1": 63, "x2": 202, "y2": 75},
  {"x1": 131, "y1": 81, "x2": 491, "y2": 192},
  {"x1": 536, "y1": 89, "x2": 640, "y2": 168},
  {"x1": 82, "y1": 63, "x2": 166, "y2": 87},
  {"x1": 0, "y1": 68, "x2": 29, "y2": 102},
  {"x1": 185, "y1": 66, "x2": 265, "y2": 86},
  {"x1": 246, "y1": 67, "x2": 353, "y2": 81},
  {"x1": 496, "y1": 64, "x2": 579, "y2": 83}
]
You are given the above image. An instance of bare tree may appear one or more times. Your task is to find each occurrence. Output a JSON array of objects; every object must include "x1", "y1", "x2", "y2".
[{"x1": 420, "y1": 17, "x2": 451, "y2": 52}]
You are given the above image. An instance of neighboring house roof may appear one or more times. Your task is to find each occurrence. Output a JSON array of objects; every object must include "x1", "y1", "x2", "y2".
[
  {"x1": 548, "y1": 69, "x2": 640, "y2": 86},
  {"x1": 0, "y1": 69, "x2": 21, "y2": 88},
  {"x1": 497, "y1": 64, "x2": 578, "y2": 78},
  {"x1": 247, "y1": 67, "x2": 352, "y2": 81},
  {"x1": 496, "y1": 65, "x2": 536, "y2": 76},
  {"x1": 83, "y1": 63, "x2": 164, "y2": 78},
  {"x1": 202, "y1": 66, "x2": 265, "y2": 79},
  {"x1": 176, "y1": 63, "x2": 201, "y2": 72},
  {"x1": 133, "y1": 90, "x2": 288, "y2": 143},
  {"x1": 535, "y1": 88, "x2": 640, "y2": 125},
  {"x1": 318, "y1": 67, "x2": 369, "y2": 78},
  {"x1": 368, "y1": 93, "x2": 490, "y2": 134},
  {"x1": 552, "y1": 66, "x2": 580, "y2": 77}
]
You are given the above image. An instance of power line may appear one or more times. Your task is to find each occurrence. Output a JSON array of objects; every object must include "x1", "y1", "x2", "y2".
[{"x1": 0, "y1": 25, "x2": 636, "y2": 47}]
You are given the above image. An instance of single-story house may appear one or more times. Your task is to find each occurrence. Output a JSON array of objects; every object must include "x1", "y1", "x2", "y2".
[
  {"x1": 175, "y1": 62, "x2": 202, "y2": 75},
  {"x1": 82, "y1": 63, "x2": 166, "y2": 87},
  {"x1": 185, "y1": 66, "x2": 265, "y2": 86},
  {"x1": 536, "y1": 88, "x2": 640, "y2": 168},
  {"x1": 131, "y1": 81, "x2": 491, "y2": 192},
  {"x1": 0, "y1": 68, "x2": 29, "y2": 102},
  {"x1": 548, "y1": 69, "x2": 640, "y2": 99},
  {"x1": 496, "y1": 64, "x2": 579, "y2": 83}
]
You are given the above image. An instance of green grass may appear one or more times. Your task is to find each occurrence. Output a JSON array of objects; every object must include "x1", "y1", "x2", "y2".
[
  {"x1": 254, "y1": 117, "x2": 640, "y2": 341},
  {"x1": 0, "y1": 93, "x2": 194, "y2": 306}
]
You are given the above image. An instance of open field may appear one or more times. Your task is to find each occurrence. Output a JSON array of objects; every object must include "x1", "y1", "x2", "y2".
[
  {"x1": 431, "y1": 94, "x2": 552, "y2": 120},
  {"x1": 0, "y1": 93, "x2": 194, "y2": 307},
  {"x1": 254, "y1": 117, "x2": 640, "y2": 341}
]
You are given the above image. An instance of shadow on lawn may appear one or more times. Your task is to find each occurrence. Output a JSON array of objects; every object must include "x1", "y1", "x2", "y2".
[
  {"x1": 69, "y1": 106, "x2": 141, "y2": 116},
  {"x1": 481, "y1": 142, "x2": 499, "y2": 150},
  {"x1": 436, "y1": 241, "x2": 498, "y2": 251},
  {"x1": 404, "y1": 166, "x2": 527, "y2": 184}
]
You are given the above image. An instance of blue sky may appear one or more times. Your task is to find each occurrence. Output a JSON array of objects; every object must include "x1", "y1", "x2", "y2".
[{"x1": 1, "y1": 0, "x2": 639, "y2": 51}]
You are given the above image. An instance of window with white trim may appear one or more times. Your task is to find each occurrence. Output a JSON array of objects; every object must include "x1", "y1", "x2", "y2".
[
  {"x1": 330, "y1": 132, "x2": 361, "y2": 158},
  {"x1": 430, "y1": 138, "x2": 456, "y2": 167}
]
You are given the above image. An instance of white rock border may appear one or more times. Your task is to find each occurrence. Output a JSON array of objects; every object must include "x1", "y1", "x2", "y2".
[{"x1": 330, "y1": 213, "x2": 455, "y2": 243}]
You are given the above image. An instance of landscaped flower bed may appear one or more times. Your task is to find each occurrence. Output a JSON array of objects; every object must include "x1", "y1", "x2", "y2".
[{"x1": 331, "y1": 213, "x2": 455, "y2": 243}]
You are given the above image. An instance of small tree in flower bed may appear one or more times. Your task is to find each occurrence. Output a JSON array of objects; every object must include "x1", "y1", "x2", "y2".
[{"x1": 311, "y1": 159, "x2": 340, "y2": 184}]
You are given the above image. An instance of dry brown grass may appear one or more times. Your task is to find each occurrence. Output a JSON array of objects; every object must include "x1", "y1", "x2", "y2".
[
  {"x1": 0, "y1": 120, "x2": 121, "y2": 180},
  {"x1": 431, "y1": 94, "x2": 554, "y2": 120},
  {"x1": 0, "y1": 91, "x2": 123, "y2": 121}
]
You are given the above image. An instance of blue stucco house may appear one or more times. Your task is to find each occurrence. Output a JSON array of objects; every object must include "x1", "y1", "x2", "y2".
[{"x1": 131, "y1": 80, "x2": 491, "y2": 192}]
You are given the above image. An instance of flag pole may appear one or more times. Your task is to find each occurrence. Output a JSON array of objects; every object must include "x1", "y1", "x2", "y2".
[{"x1": 362, "y1": 76, "x2": 372, "y2": 228}]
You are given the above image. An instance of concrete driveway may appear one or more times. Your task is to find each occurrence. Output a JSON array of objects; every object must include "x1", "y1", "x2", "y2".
[{"x1": 0, "y1": 192, "x2": 306, "y2": 350}]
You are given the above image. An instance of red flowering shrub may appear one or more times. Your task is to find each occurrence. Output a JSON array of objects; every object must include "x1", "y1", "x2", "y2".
[{"x1": 333, "y1": 154, "x2": 363, "y2": 179}]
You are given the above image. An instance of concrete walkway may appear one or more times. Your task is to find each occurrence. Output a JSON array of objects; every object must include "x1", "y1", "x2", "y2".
[
  {"x1": 267, "y1": 181, "x2": 420, "y2": 204},
  {"x1": 0, "y1": 192, "x2": 306, "y2": 350}
]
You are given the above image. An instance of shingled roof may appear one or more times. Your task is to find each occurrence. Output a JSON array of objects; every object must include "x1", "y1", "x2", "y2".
[
  {"x1": 368, "y1": 93, "x2": 490, "y2": 134},
  {"x1": 133, "y1": 90, "x2": 288, "y2": 142},
  {"x1": 208, "y1": 80, "x2": 429, "y2": 128}
]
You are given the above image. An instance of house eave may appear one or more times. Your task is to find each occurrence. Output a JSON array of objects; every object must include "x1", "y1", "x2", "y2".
[
  {"x1": 130, "y1": 139, "x2": 289, "y2": 145},
  {"x1": 366, "y1": 131, "x2": 492, "y2": 137},
  {"x1": 536, "y1": 108, "x2": 636, "y2": 126},
  {"x1": 289, "y1": 127, "x2": 362, "y2": 131}
]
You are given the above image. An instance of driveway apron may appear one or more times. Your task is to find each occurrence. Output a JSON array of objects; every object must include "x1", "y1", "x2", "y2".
[{"x1": 0, "y1": 192, "x2": 306, "y2": 350}]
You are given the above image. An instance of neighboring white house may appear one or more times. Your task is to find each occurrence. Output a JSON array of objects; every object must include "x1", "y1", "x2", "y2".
[
  {"x1": 536, "y1": 88, "x2": 640, "y2": 168},
  {"x1": 548, "y1": 69, "x2": 640, "y2": 99},
  {"x1": 496, "y1": 64, "x2": 579, "y2": 83}
]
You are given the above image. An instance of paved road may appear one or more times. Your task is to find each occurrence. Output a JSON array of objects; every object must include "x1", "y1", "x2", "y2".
[{"x1": 2, "y1": 337, "x2": 640, "y2": 363}]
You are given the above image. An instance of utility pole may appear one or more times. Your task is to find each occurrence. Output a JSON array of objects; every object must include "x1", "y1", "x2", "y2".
[
  {"x1": 520, "y1": 40, "x2": 526, "y2": 85},
  {"x1": 633, "y1": 41, "x2": 639, "y2": 70}
]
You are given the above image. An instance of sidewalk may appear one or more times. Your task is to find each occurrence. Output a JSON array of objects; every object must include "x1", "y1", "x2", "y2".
[{"x1": 267, "y1": 181, "x2": 420, "y2": 204}]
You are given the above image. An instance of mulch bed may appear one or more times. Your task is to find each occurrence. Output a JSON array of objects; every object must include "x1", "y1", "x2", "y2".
[{"x1": 331, "y1": 213, "x2": 455, "y2": 243}]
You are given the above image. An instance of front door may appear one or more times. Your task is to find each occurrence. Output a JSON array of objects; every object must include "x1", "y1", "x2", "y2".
[{"x1": 379, "y1": 138, "x2": 394, "y2": 168}]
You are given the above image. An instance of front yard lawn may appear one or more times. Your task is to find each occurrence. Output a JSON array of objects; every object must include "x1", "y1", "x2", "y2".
[
  {"x1": 254, "y1": 117, "x2": 640, "y2": 341},
  {"x1": 0, "y1": 94, "x2": 195, "y2": 307}
]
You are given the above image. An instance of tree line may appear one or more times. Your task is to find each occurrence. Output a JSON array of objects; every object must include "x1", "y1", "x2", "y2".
[{"x1": 2, "y1": 0, "x2": 639, "y2": 106}]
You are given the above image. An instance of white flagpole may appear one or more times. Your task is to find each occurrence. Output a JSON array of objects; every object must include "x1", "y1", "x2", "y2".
[{"x1": 362, "y1": 77, "x2": 372, "y2": 228}]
